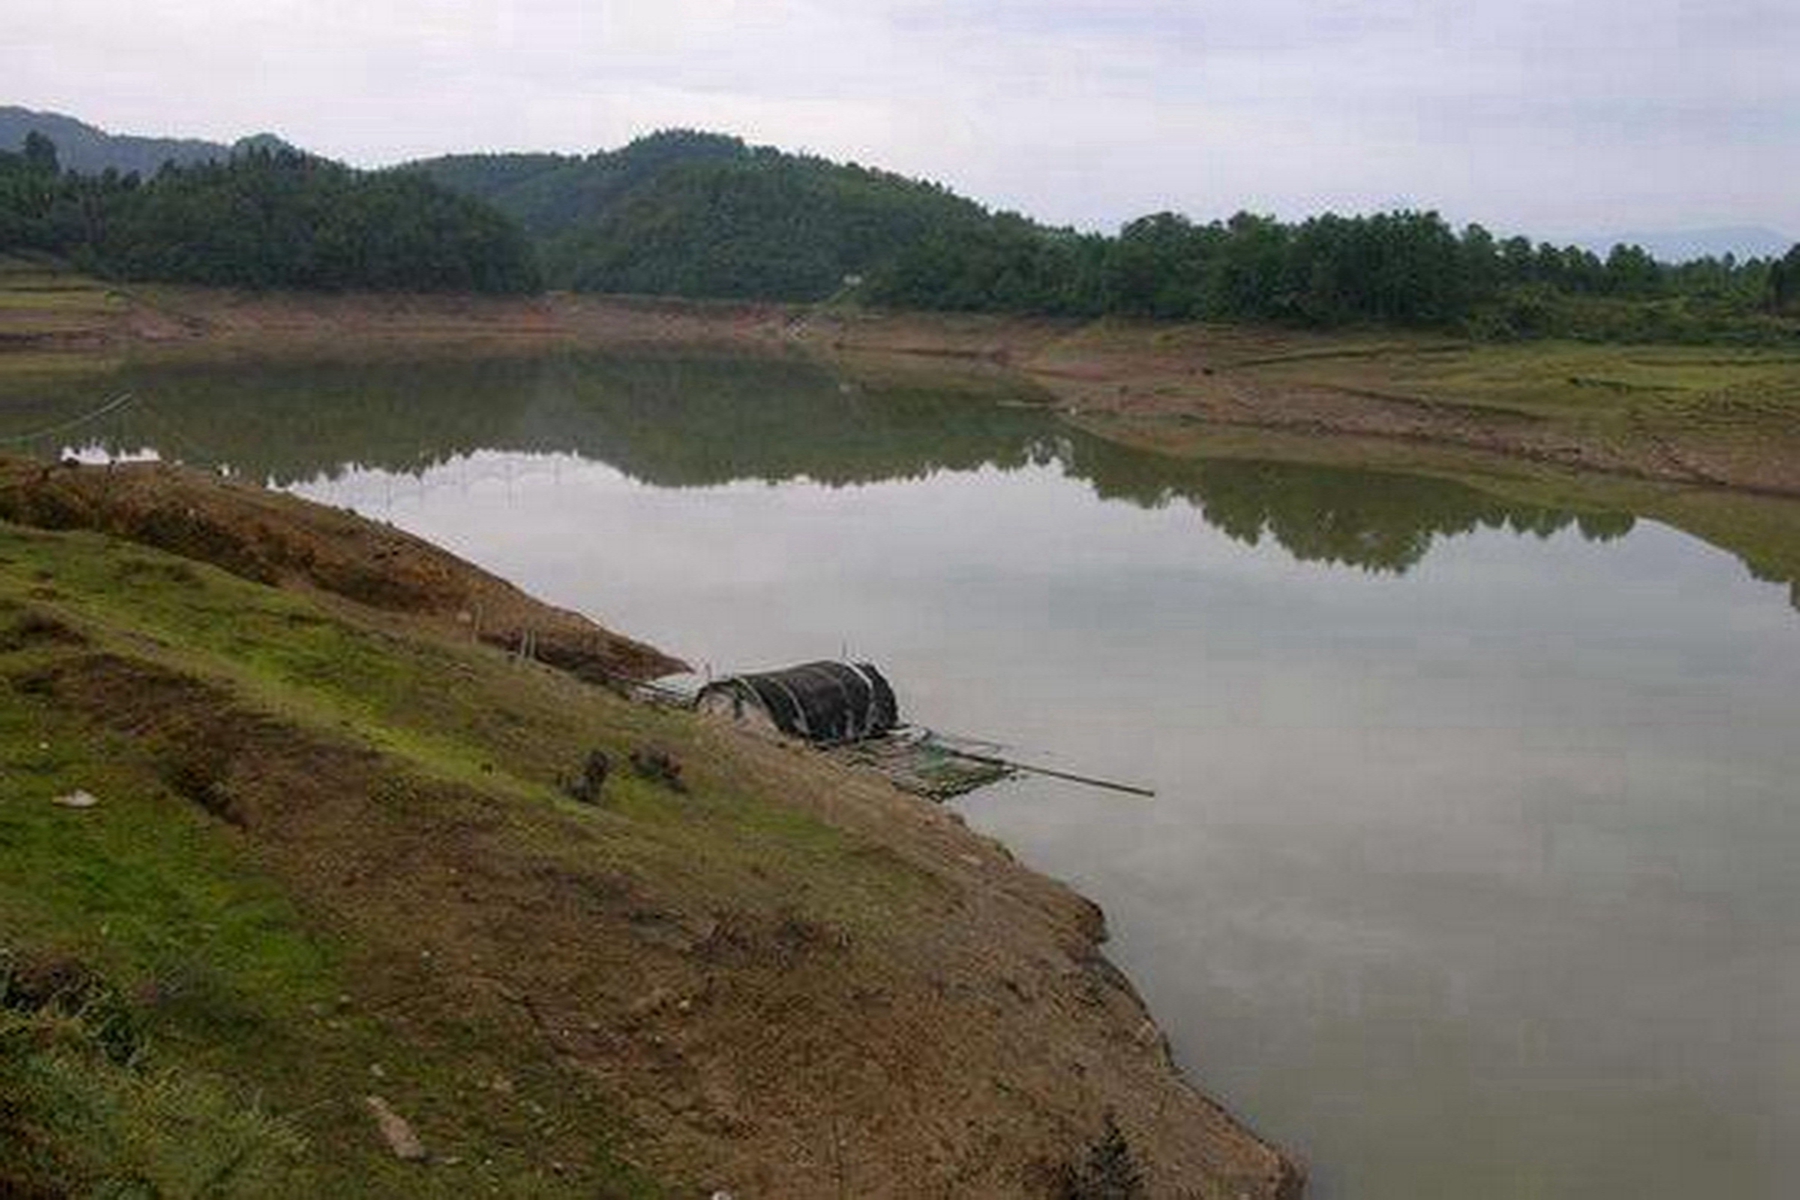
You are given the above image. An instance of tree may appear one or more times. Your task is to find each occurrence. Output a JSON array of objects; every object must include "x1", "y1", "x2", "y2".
[
  {"x1": 1604, "y1": 243, "x2": 1662, "y2": 297},
  {"x1": 1768, "y1": 244, "x2": 1800, "y2": 314},
  {"x1": 22, "y1": 130, "x2": 59, "y2": 176}
]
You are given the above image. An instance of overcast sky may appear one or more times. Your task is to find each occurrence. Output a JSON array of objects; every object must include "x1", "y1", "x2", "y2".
[{"x1": 12, "y1": 0, "x2": 1797, "y2": 240}]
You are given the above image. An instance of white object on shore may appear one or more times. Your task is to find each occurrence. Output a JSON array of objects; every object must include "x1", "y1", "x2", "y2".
[
  {"x1": 364, "y1": 1095, "x2": 427, "y2": 1161},
  {"x1": 52, "y1": 790, "x2": 100, "y2": 809}
]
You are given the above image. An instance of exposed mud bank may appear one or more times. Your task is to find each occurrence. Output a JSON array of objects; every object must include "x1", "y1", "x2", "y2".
[{"x1": 14, "y1": 278, "x2": 1794, "y2": 500}]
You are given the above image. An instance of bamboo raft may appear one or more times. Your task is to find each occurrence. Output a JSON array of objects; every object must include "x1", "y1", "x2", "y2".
[
  {"x1": 623, "y1": 661, "x2": 1154, "y2": 802},
  {"x1": 826, "y1": 726, "x2": 1155, "y2": 801},
  {"x1": 823, "y1": 727, "x2": 1015, "y2": 800}
]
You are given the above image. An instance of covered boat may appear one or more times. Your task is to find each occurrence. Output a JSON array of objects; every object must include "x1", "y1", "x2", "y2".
[{"x1": 695, "y1": 661, "x2": 899, "y2": 745}]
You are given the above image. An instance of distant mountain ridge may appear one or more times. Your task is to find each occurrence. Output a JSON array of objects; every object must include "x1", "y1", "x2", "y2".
[
  {"x1": 0, "y1": 106, "x2": 295, "y2": 176},
  {"x1": 0, "y1": 113, "x2": 538, "y2": 294}
]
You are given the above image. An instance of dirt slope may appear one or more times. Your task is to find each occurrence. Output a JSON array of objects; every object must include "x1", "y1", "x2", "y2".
[
  {"x1": 0, "y1": 456, "x2": 682, "y2": 681},
  {"x1": 0, "y1": 461, "x2": 1302, "y2": 1197}
]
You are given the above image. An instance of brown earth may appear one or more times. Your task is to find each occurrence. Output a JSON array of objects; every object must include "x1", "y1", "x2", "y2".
[
  {"x1": 0, "y1": 456, "x2": 1304, "y2": 1198},
  {"x1": 24, "y1": 279, "x2": 808, "y2": 357},
  {"x1": 807, "y1": 314, "x2": 1800, "y2": 498},
  {"x1": 0, "y1": 455, "x2": 682, "y2": 682}
]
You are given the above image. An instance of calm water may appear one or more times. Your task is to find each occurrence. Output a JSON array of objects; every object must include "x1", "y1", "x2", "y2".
[{"x1": 27, "y1": 352, "x2": 1800, "y2": 1198}]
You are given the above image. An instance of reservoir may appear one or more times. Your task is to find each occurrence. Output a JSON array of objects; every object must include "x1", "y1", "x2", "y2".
[{"x1": 44, "y1": 350, "x2": 1800, "y2": 1198}]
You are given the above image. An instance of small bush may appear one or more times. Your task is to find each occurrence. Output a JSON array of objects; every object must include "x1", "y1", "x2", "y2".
[{"x1": 1055, "y1": 1115, "x2": 1145, "y2": 1199}]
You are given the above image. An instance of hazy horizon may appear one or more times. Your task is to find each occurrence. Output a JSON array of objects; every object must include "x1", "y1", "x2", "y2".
[{"x1": 12, "y1": 0, "x2": 1799, "y2": 243}]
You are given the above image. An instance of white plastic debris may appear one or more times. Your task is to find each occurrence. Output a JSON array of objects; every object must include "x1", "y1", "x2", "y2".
[{"x1": 52, "y1": 790, "x2": 99, "y2": 810}]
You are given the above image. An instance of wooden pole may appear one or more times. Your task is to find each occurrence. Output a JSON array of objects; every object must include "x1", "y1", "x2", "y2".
[{"x1": 946, "y1": 749, "x2": 1155, "y2": 798}]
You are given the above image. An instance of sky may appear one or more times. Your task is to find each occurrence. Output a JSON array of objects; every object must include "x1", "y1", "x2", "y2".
[{"x1": 10, "y1": 0, "x2": 1798, "y2": 241}]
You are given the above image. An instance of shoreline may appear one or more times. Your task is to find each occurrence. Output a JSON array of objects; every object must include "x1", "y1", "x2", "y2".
[
  {"x1": 7, "y1": 271, "x2": 1798, "y2": 500},
  {"x1": 0, "y1": 451, "x2": 1304, "y2": 1197},
  {"x1": 801, "y1": 310, "x2": 1800, "y2": 500},
  {"x1": 8, "y1": 276, "x2": 1800, "y2": 1191},
  {"x1": 5, "y1": 271, "x2": 1797, "y2": 610}
]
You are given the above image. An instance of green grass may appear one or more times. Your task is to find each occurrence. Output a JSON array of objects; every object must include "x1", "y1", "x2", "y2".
[
  {"x1": 0, "y1": 279, "x2": 121, "y2": 310},
  {"x1": 1234, "y1": 336, "x2": 1800, "y2": 422},
  {"x1": 0, "y1": 610, "x2": 348, "y2": 1196},
  {"x1": 2, "y1": 522, "x2": 931, "y2": 912},
  {"x1": 0, "y1": 533, "x2": 668, "y2": 1195},
  {"x1": 0, "y1": 268, "x2": 124, "y2": 344},
  {"x1": 0, "y1": 1001, "x2": 311, "y2": 1198},
  {"x1": 0, "y1": 512, "x2": 950, "y2": 1196}
]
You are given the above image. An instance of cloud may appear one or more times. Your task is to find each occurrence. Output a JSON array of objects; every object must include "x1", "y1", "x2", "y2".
[{"x1": 9, "y1": 0, "x2": 1799, "y2": 238}]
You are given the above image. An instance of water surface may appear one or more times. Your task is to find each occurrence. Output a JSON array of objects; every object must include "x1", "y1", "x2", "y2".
[{"x1": 24, "y1": 351, "x2": 1800, "y2": 1199}]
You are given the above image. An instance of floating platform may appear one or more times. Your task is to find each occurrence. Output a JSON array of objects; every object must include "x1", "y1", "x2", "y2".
[
  {"x1": 684, "y1": 659, "x2": 1150, "y2": 801},
  {"x1": 822, "y1": 727, "x2": 1014, "y2": 800}
]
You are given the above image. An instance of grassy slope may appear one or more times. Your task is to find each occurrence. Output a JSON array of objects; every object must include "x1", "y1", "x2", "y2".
[
  {"x1": 1003, "y1": 320, "x2": 1800, "y2": 496},
  {"x1": 0, "y1": 258, "x2": 128, "y2": 343},
  {"x1": 0, "y1": 514, "x2": 931, "y2": 1195},
  {"x1": 0, "y1": 485, "x2": 1298, "y2": 1197},
  {"x1": 0, "y1": 523, "x2": 678, "y2": 1196}
]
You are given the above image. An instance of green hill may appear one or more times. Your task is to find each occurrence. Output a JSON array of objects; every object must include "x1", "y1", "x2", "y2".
[
  {"x1": 0, "y1": 142, "x2": 540, "y2": 294},
  {"x1": 11, "y1": 107, "x2": 1795, "y2": 336},
  {"x1": 408, "y1": 130, "x2": 747, "y2": 241},
  {"x1": 408, "y1": 131, "x2": 994, "y2": 300}
]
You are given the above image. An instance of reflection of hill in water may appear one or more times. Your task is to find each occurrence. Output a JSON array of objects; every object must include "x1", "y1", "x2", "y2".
[
  {"x1": 76, "y1": 351, "x2": 1631, "y2": 575},
  {"x1": 1068, "y1": 441, "x2": 1635, "y2": 573},
  {"x1": 90, "y1": 353, "x2": 1061, "y2": 489}
]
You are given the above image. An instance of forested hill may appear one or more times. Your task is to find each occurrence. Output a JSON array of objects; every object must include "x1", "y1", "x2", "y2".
[
  {"x1": 408, "y1": 130, "x2": 749, "y2": 240},
  {"x1": 0, "y1": 107, "x2": 292, "y2": 176},
  {"x1": 406, "y1": 130, "x2": 992, "y2": 299},
  {"x1": 7, "y1": 105, "x2": 1799, "y2": 337},
  {"x1": 0, "y1": 138, "x2": 540, "y2": 293},
  {"x1": 410, "y1": 129, "x2": 1800, "y2": 338}
]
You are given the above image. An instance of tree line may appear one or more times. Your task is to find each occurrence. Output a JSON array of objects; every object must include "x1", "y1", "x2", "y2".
[
  {"x1": 864, "y1": 207, "x2": 1800, "y2": 341},
  {"x1": 9, "y1": 122, "x2": 1800, "y2": 342},
  {"x1": 0, "y1": 134, "x2": 539, "y2": 293},
  {"x1": 418, "y1": 132, "x2": 1800, "y2": 343}
]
